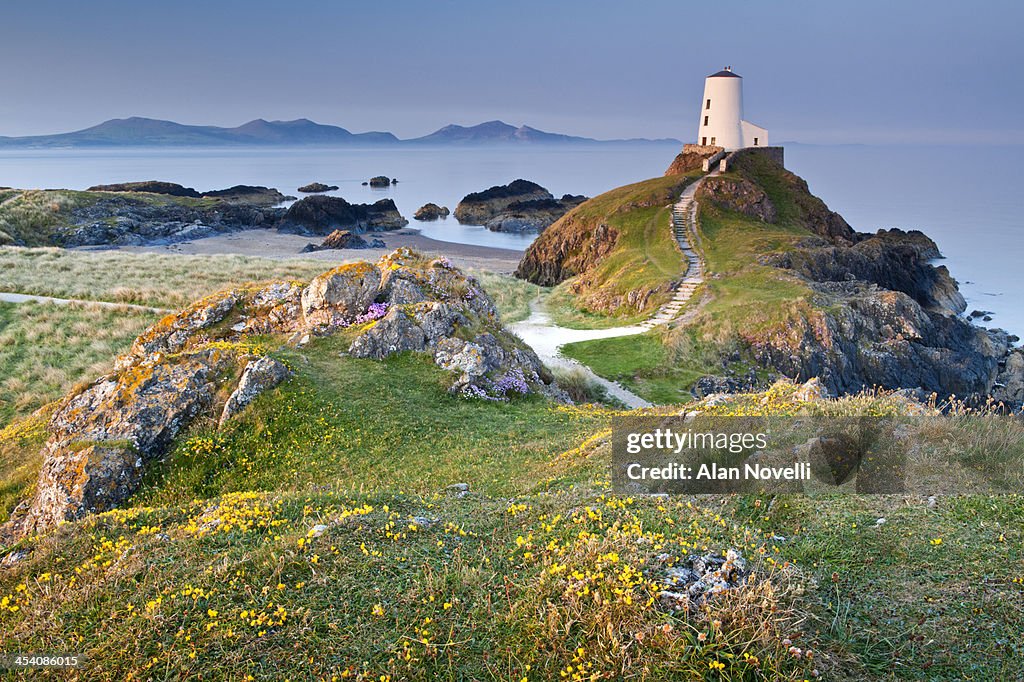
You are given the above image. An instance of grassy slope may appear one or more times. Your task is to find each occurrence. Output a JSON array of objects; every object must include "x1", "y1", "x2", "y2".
[
  {"x1": 0, "y1": 247, "x2": 1022, "y2": 678},
  {"x1": 542, "y1": 173, "x2": 698, "y2": 328},
  {"x1": 563, "y1": 155, "x2": 816, "y2": 403},
  {"x1": 2, "y1": 378, "x2": 1022, "y2": 679}
]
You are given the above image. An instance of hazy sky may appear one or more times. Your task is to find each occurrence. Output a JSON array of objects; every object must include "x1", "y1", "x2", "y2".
[{"x1": 2, "y1": 0, "x2": 1021, "y2": 143}]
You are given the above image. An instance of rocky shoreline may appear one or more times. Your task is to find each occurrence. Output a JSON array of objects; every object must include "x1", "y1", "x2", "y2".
[{"x1": 0, "y1": 182, "x2": 409, "y2": 248}]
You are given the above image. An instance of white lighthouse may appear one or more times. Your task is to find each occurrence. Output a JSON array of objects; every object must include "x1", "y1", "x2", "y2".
[{"x1": 696, "y1": 67, "x2": 767, "y2": 151}]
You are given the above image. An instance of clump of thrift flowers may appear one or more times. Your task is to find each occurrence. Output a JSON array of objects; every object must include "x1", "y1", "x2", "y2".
[{"x1": 353, "y1": 302, "x2": 389, "y2": 325}]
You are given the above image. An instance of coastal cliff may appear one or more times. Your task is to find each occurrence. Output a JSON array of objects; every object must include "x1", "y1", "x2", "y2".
[{"x1": 519, "y1": 148, "x2": 1022, "y2": 405}]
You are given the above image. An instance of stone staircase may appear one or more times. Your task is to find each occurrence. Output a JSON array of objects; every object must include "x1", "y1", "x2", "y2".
[{"x1": 639, "y1": 179, "x2": 707, "y2": 330}]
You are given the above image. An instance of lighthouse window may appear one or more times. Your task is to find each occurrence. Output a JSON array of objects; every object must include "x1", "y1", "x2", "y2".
[
  {"x1": 702, "y1": 136, "x2": 707, "y2": 145},
  {"x1": 710, "y1": 137, "x2": 716, "y2": 145},
  {"x1": 706, "y1": 99, "x2": 711, "y2": 110},
  {"x1": 703, "y1": 116, "x2": 709, "y2": 126},
  {"x1": 753, "y1": 137, "x2": 759, "y2": 146}
]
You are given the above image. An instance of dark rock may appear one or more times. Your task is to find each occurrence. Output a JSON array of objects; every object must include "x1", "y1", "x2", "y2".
[
  {"x1": 454, "y1": 179, "x2": 553, "y2": 224},
  {"x1": 765, "y1": 229, "x2": 967, "y2": 316},
  {"x1": 414, "y1": 203, "x2": 450, "y2": 221},
  {"x1": 484, "y1": 195, "x2": 588, "y2": 234},
  {"x1": 297, "y1": 182, "x2": 339, "y2": 193},
  {"x1": 277, "y1": 195, "x2": 407, "y2": 235},
  {"x1": 299, "y1": 229, "x2": 384, "y2": 252},
  {"x1": 368, "y1": 176, "x2": 391, "y2": 187},
  {"x1": 201, "y1": 185, "x2": 292, "y2": 205},
  {"x1": 87, "y1": 180, "x2": 201, "y2": 198}
]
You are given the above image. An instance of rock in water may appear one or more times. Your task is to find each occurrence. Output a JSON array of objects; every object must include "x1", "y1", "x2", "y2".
[
  {"x1": 414, "y1": 203, "x2": 450, "y2": 221},
  {"x1": 453, "y1": 179, "x2": 553, "y2": 224},
  {"x1": 277, "y1": 195, "x2": 407, "y2": 235},
  {"x1": 0, "y1": 249, "x2": 564, "y2": 542},
  {"x1": 297, "y1": 182, "x2": 339, "y2": 193},
  {"x1": 484, "y1": 195, "x2": 587, "y2": 233},
  {"x1": 368, "y1": 176, "x2": 392, "y2": 187},
  {"x1": 87, "y1": 180, "x2": 202, "y2": 198}
]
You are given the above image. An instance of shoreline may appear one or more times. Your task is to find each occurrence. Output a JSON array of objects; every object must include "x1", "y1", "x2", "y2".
[{"x1": 78, "y1": 227, "x2": 526, "y2": 274}]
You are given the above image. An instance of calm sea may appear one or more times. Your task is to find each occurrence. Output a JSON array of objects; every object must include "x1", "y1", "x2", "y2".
[{"x1": 0, "y1": 144, "x2": 1020, "y2": 335}]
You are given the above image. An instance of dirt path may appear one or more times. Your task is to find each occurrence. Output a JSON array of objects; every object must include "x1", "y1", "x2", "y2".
[{"x1": 0, "y1": 291, "x2": 169, "y2": 314}]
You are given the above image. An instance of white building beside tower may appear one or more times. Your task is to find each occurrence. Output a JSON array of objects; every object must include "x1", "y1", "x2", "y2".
[{"x1": 696, "y1": 66, "x2": 767, "y2": 150}]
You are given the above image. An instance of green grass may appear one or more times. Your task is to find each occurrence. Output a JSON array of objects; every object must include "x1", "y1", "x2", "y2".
[
  {"x1": 136, "y1": 338, "x2": 607, "y2": 504},
  {"x1": 468, "y1": 269, "x2": 541, "y2": 324},
  {"x1": 0, "y1": 301, "x2": 160, "y2": 429},
  {"x1": 536, "y1": 173, "x2": 698, "y2": 327},
  {"x1": 0, "y1": 247, "x2": 336, "y2": 309},
  {"x1": 561, "y1": 332, "x2": 704, "y2": 403}
]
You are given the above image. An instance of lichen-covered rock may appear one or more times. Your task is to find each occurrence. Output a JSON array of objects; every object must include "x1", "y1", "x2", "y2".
[
  {"x1": 301, "y1": 262, "x2": 382, "y2": 328},
  {"x1": 12, "y1": 348, "x2": 233, "y2": 536},
  {"x1": 219, "y1": 357, "x2": 290, "y2": 426},
  {"x1": 348, "y1": 307, "x2": 427, "y2": 359},
  {"x1": 1, "y1": 248, "x2": 567, "y2": 542}
]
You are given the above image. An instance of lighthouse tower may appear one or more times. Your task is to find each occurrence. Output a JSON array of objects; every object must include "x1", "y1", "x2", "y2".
[{"x1": 696, "y1": 67, "x2": 767, "y2": 151}]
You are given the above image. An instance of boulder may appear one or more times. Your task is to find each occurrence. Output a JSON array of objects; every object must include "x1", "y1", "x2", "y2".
[
  {"x1": 219, "y1": 356, "x2": 291, "y2": 426},
  {"x1": 300, "y1": 229, "x2": 385, "y2": 252},
  {"x1": 297, "y1": 182, "x2": 339, "y2": 193},
  {"x1": 277, "y1": 195, "x2": 407, "y2": 235},
  {"x1": 414, "y1": 203, "x2": 450, "y2": 221},
  {"x1": 14, "y1": 348, "x2": 233, "y2": 536},
  {"x1": 301, "y1": 262, "x2": 383, "y2": 328}
]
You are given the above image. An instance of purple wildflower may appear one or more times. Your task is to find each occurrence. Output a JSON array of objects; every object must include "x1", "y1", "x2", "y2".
[
  {"x1": 353, "y1": 302, "x2": 389, "y2": 325},
  {"x1": 493, "y1": 369, "x2": 530, "y2": 396}
]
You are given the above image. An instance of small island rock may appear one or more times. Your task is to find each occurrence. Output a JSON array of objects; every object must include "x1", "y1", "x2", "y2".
[
  {"x1": 297, "y1": 182, "x2": 339, "y2": 193},
  {"x1": 414, "y1": 203, "x2": 451, "y2": 221}
]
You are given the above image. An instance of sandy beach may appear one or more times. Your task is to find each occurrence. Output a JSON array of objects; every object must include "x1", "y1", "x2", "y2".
[{"x1": 86, "y1": 228, "x2": 526, "y2": 274}]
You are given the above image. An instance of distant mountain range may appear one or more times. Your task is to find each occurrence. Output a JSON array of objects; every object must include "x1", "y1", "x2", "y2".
[{"x1": 0, "y1": 117, "x2": 680, "y2": 148}]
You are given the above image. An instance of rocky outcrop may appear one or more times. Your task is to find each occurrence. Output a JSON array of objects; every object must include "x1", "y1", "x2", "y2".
[
  {"x1": 219, "y1": 357, "x2": 290, "y2": 426},
  {"x1": 485, "y1": 195, "x2": 588, "y2": 233},
  {"x1": 746, "y1": 281, "x2": 1010, "y2": 401},
  {"x1": 276, "y1": 195, "x2": 407, "y2": 235},
  {"x1": 300, "y1": 229, "x2": 385, "y2": 252},
  {"x1": 297, "y1": 182, "x2": 339, "y2": 193},
  {"x1": 414, "y1": 203, "x2": 450, "y2": 221},
  {"x1": 88, "y1": 180, "x2": 202, "y2": 198},
  {"x1": 696, "y1": 176, "x2": 777, "y2": 223},
  {"x1": 368, "y1": 176, "x2": 392, "y2": 187},
  {"x1": 0, "y1": 186, "x2": 294, "y2": 247},
  {"x1": 765, "y1": 229, "x2": 966, "y2": 315},
  {"x1": 0, "y1": 249, "x2": 562, "y2": 542},
  {"x1": 86, "y1": 181, "x2": 291, "y2": 206},
  {"x1": 454, "y1": 179, "x2": 553, "y2": 224}
]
